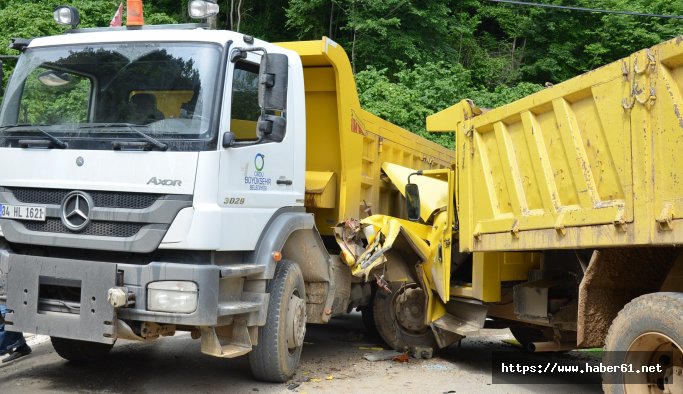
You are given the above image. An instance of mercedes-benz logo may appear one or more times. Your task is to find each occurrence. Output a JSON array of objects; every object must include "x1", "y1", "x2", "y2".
[{"x1": 60, "y1": 191, "x2": 93, "y2": 232}]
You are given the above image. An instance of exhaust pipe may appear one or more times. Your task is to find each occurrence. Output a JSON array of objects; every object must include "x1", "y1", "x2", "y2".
[{"x1": 527, "y1": 341, "x2": 576, "y2": 352}]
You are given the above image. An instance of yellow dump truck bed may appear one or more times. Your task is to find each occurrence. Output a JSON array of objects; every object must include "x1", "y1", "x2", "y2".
[
  {"x1": 428, "y1": 35, "x2": 683, "y2": 252},
  {"x1": 278, "y1": 38, "x2": 454, "y2": 235}
]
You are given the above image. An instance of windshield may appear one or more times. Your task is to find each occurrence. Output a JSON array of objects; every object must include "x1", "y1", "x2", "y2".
[{"x1": 0, "y1": 42, "x2": 222, "y2": 150}]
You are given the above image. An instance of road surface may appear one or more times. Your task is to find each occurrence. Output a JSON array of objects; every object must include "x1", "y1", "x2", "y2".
[{"x1": 0, "y1": 312, "x2": 601, "y2": 393}]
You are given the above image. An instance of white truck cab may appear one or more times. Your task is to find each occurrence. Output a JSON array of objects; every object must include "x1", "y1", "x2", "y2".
[{"x1": 0, "y1": 4, "x2": 312, "y2": 382}]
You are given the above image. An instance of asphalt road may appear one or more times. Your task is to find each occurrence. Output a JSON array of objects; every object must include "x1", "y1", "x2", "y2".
[{"x1": 0, "y1": 312, "x2": 602, "y2": 393}]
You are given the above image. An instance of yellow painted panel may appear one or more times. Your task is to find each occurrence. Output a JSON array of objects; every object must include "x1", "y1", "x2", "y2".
[
  {"x1": 278, "y1": 38, "x2": 454, "y2": 236},
  {"x1": 230, "y1": 119, "x2": 257, "y2": 140},
  {"x1": 536, "y1": 109, "x2": 580, "y2": 207},
  {"x1": 305, "y1": 171, "x2": 337, "y2": 208},
  {"x1": 130, "y1": 90, "x2": 193, "y2": 118},
  {"x1": 464, "y1": 251, "x2": 540, "y2": 302},
  {"x1": 508, "y1": 119, "x2": 544, "y2": 211}
]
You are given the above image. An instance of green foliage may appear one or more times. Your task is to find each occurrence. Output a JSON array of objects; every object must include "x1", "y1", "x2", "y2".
[
  {"x1": 0, "y1": 0, "x2": 680, "y2": 147},
  {"x1": 0, "y1": 0, "x2": 178, "y2": 120},
  {"x1": 356, "y1": 63, "x2": 543, "y2": 148}
]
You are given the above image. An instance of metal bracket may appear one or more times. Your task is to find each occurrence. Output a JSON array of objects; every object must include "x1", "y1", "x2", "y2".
[
  {"x1": 657, "y1": 204, "x2": 675, "y2": 232},
  {"x1": 200, "y1": 318, "x2": 253, "y2": 358}
]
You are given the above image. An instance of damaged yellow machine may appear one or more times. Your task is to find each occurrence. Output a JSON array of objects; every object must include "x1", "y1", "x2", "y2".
[{"x1": 338, "y1": 35, "x2": 683, "y2": 391}]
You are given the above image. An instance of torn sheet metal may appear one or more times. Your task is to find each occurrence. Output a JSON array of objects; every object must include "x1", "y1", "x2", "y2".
[{"x1": 334, "y1": 215, "x2": 432, "y2": 280}]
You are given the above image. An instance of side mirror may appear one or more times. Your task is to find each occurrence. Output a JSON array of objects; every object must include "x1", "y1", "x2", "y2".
[
  {"x1": 258, "y1": 53, "x2": 288, "y2": 111},
  {"x1": 406, "y1": 183, "x2": 421, "y2": 222},
  {"x1": 222, "y1": 131, "x2": 235, "y2": 148}
]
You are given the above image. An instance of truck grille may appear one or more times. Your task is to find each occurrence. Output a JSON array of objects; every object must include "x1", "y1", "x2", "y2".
[
  {"x1": 8, "y1": 188, "x2": 159, "y2": 209},
  {"x1": 23, "y1": 219, "x2": 143, "y2": 238}
]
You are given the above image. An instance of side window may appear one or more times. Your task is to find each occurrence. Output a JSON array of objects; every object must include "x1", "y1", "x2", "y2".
[
  {"x1": 19, "y1": 67, "x2": 91, "y2": 125},
  {"x1": 230, "y1": 61, "x2": 260, "y2": 141}
]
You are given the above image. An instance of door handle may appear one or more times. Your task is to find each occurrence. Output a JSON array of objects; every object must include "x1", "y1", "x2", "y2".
[{"x1": 276, "y1": 179, "x2": 293, "y2": 186}]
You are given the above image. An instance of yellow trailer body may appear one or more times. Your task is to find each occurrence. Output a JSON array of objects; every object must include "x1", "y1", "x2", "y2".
[
  {"x1": 277, "y1": 38, "x2": 454, "y2": 235},
  {"x1": 428, "y1": 35, "x2": 683, "y2": 253}
]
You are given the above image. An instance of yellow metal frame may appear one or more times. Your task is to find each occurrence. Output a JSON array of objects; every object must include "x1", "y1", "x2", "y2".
[
  {"x1": 428, "y1": 35, "x2": 683, "y2": 253},
  {"x1": 277, "y1": 38, "x2": 454, "y2": 235}
]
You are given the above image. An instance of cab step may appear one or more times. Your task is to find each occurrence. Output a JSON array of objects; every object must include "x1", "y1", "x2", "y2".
[{"x1": 219, "y1": 264, "x2": 265, "y2": 278}]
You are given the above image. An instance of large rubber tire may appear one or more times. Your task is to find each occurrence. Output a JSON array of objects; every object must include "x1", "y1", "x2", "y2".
[
  {"x1": 373, "y1": 282, "x2": 437, "y2": 351},
  {"x1": 603, "y1": 292, "x2": 683, "y2": 394},
  {"x1": 249, "y1": 260, "x2": 306, "y2": 382},
  {"x1": 360, "y1": 286, "x2": 382, "y2": 341},
  {"x1": 50, "y1": 337, "x2": 114, "y2": 363}
]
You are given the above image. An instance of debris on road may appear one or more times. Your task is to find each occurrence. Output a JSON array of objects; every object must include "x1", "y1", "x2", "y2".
[
  {"x1": 411, "y1": 346, "x2": 433, "y2": 359},
  {"x1": 423, "y1": 363, "x2": 455, "y2": 371},
  {"x1": 392, "y1": 353, "x2": 410, "y2": 363},
  {"x1": 358, "y1": 346, "x2": 384, "y2": 351},
  {"x1": 363, "y1": 350, "x2": 402, "y2": 361}
]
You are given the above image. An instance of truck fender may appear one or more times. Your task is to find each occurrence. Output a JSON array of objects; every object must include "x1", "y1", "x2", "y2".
[{"x1": 249, "y1": 210, "x2": 316, "y2": 280}]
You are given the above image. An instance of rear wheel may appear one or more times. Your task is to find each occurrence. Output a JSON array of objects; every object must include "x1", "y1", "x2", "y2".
[
  {"x1": 50, "y1": 337, "x2": 114, "y2": 362},
  {"x1": 249, "y1": 260, "x2": 306, "y2": 382},
  {"x1": 603, "y1": 292, "x2": 683, "y2": 394},
  {"x1": 360, "y1": 285, "x2": 382, "y2": 341},
  {"x1": 373, "y1": 282, "x2": 437, "y2": 351}
]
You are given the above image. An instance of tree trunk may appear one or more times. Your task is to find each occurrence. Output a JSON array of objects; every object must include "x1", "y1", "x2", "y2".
[
  {"x1": 328, "y1": 1, "x2": 335, "y2": 38},
  {"x1": 229, "y1": 0, "x2": 234, "y2": 30},
  {"x1": 236, "y1": 0, "x2": 242, "y2": 32}
]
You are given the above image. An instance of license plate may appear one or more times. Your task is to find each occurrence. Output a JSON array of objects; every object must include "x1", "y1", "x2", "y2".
[{"x1": 0, "y1": 204, "x2": 46, "y2": 221}]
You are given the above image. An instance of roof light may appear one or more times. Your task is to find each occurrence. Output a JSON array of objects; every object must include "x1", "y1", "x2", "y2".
[
  {"x1": 127, "y1": 0, "x2": 145, "y2": 26},
  {"x1": 188, "y1": 0, "x2": 219, "y2": 19},
  {"x1": 53, "y1": 6, "x2": 80, "y2": 29}
]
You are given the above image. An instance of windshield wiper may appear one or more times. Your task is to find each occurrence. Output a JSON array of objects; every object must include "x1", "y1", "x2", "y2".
[
  {"x1": 79, "y1": 123, "x2": 168, "y2": 151},
  {"x1": 0, "y1": 124, "x2": 68, "y2": 149}
]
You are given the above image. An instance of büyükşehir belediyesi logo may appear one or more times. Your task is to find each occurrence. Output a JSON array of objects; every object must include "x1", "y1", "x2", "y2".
[{"x1": 254, "y1": 153, "x2": 265, "y2": 172}]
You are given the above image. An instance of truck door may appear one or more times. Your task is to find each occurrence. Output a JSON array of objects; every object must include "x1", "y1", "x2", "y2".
[{"x1": 217, "y1": 52, "x2": 299, "y2": 250}]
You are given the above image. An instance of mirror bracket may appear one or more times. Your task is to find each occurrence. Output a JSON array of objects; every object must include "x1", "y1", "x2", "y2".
[{"x1": 222, "y1": 131, "x2": 235, "y2": 148}]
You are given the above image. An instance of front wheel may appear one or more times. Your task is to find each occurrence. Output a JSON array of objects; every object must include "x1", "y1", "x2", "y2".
[
  {"x1": 603, "y1": 292, "x2": 683, "y2": 394},
  {"x1": 249, "y1": 260, "x2": 307, "y2": 382},
  {"x1": 373, "y1": 282, "x2": 437, "y2": 351},
  {"x1": 50, "y1": 337, "x2": 114, "y2": 363}
]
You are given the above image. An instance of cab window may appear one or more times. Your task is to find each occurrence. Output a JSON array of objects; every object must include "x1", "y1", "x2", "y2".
[
  {"x1": 230, "y1": 61, "x2": 260, "y2": 141},
  {"x1": 19, "y1": 67, "x2": 91, "y2": 125}
]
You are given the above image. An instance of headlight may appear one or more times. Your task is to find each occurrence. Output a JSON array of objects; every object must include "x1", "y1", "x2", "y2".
[
  {"x1": 147, "y1": 281, "x2": 198, "y2": 313},
  {"x1": 188, "y1": 0, "x2": 219, "y2": 19},
  {"x1": 53, "y1": 6, "x2": 80, "y2": 28}
]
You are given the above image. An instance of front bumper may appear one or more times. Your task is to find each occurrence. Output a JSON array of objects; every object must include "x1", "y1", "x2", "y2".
[{"x1": 0, "y1": 251, "x2": 226, "y2": 344}]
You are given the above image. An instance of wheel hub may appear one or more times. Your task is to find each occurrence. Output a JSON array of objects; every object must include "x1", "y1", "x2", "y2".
[
  {"x1": 625, "y1": 332, "x2": 683, "y2": 394},
  {"x1": 394, "y1": 286, "x2": 427, "y2": 333},
  {"x1": 664, "y1": 366, "x2": 683, "y2": 394},
  {"x1": 285, "y1": 294, "x2": 306, "y2": 350}
]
